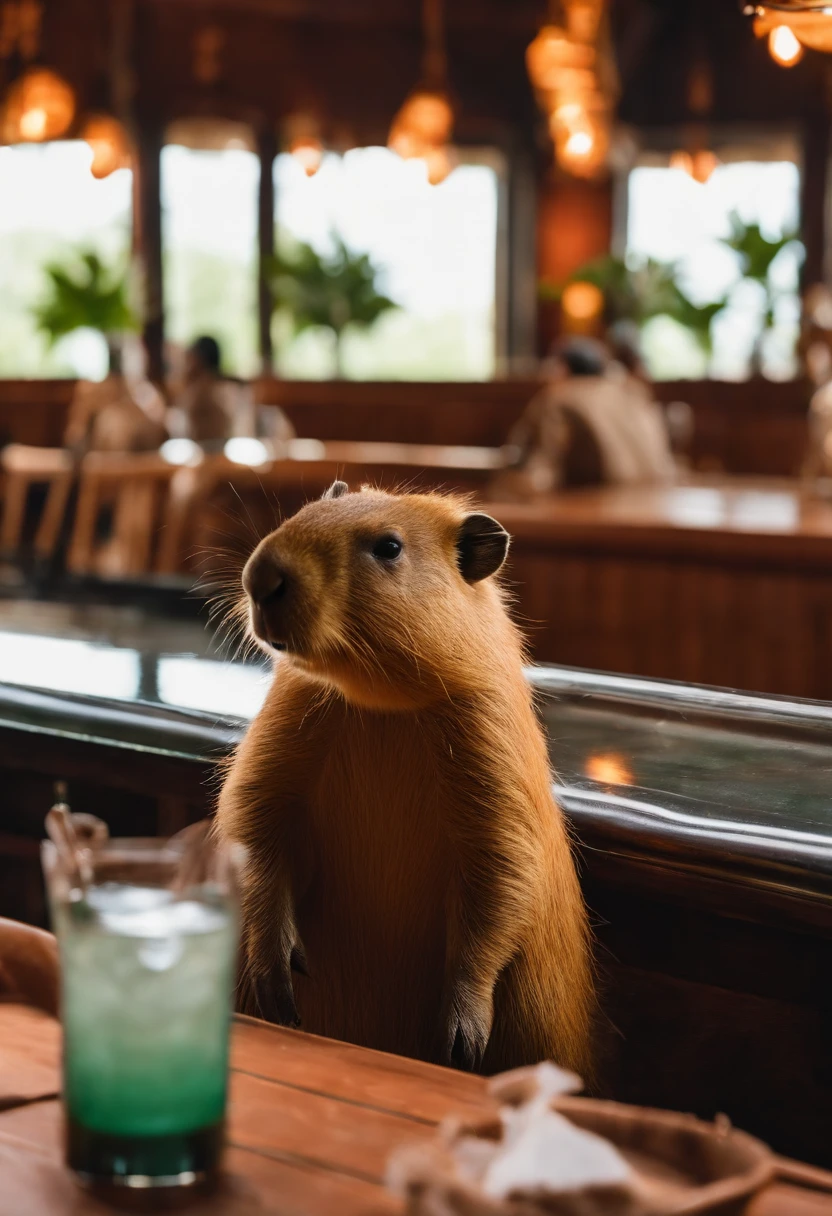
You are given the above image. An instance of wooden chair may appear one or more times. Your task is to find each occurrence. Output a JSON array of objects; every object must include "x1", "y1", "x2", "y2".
[
  {"x1": 0, "y1": 444, "x2": 75, "y2": 561},
  {"x1": 0, "y1": 377, "x2": 168, "y2": 568},
  {"x1": 67, "y1": 452, "x2": 178, "y2": 577}
]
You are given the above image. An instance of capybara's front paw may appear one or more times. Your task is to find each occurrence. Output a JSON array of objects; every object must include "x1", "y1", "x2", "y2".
[
  {"x1": 439, "y1": 979, "x2": 493, "y2": 1072},
  {"x1": 253, "y1": 961, "x2": 300, "y2": 1027},
  {"x1": 250, "y1": 929, "x2": 308, "y2": 1027}
]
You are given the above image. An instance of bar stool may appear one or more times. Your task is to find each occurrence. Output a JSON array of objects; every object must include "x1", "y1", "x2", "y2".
[
  {"x1": 67, "y1": 452, "x2": 178, "y2": 576},
  {"x1": 0, "y1": 444, "x2": 75, "y2": 561}
]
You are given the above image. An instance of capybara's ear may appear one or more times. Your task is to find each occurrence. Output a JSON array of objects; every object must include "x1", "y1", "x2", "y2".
[
  {"x1": 322, "y1": 480, "x2": 349, "y2": 500},
  {"x1": 456, "y1": 513, "x2": 510, "y2": 583}
]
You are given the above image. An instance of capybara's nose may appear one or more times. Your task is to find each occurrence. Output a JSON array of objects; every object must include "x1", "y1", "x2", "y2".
[{"x1": 242, "y1": 550, "x2": 287, "y2": 608}]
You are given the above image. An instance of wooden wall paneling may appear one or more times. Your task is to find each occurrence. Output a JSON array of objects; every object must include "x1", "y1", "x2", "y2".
[
  {"x1": 0, "y1": 382, "x2": 74, "y2": 449},
  {"x1": 503, "y1": 518, "x2": 832, "y2": 700},
  {"x1": 587, "y1": 877, "x2": 832, "y2": 1167},
  {"x1": 0, "y1": 376, "x2": 813, "y2": 481}
]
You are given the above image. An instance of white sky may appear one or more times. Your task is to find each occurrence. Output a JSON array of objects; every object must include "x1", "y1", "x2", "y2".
[
  {"x1": 0, "y1": 141, "x2": 132, "y2": 235},
  {"x1": 627, "y1": 161, "x2": 801, "y2": 304},
  {"x1": 274, "y1": 147, "x2": 498, "y2": 317},
  {"x1": 0, "y1": 142, "x2": 498, "y2": 323},
  {"x1": 160, "y1": 144, "x2": 498, "y2": 319},
  {"x1": 627, "y1": 160, "x2": 801, "y2": 379}
]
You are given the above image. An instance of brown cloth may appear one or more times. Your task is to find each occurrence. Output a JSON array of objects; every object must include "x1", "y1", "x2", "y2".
[{"x1": 492, "y1": 373, "x2": 676, "y2": 502}]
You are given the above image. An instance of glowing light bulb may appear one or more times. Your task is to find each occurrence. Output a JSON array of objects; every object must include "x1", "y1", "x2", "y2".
[
  {"x1": 19, "y1": 106, "x2": 47, "y2": 139},
  {"x1": 1, "y1": 68, "x2": 75, "y2": 143},
  {"x1": 768, "y1": 23, "x2": 803, "y2": 65},
  {"x1": 562, "y1": 281, "x2": 604, "y2": 323},
  {"x1": 81, "y1": 115, "x2": 131, "y2": 179},
  {"x1": 565, "y1": 129, "x2": 593, "y2": 157},
  {"x1": 290, "y1": 137, "x2": 323, "y2": 177}
]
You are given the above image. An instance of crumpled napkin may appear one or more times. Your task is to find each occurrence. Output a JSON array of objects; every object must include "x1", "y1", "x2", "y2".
[{"x1": 388, "y1": 1063, "x2": 665, "y2": 1216}]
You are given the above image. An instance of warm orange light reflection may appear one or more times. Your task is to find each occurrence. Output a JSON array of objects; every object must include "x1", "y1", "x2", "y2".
[
  {"x1": 768, "y1": 24, "x2": 804, "y2": 66},
  {"x1": 585, "y1": 753, "x2": 634, "y2": 786}
]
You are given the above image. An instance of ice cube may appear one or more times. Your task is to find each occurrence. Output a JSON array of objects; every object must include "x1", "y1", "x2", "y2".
[{"x1": 138, "y1": 934, "x2": 184, "y2": 971}]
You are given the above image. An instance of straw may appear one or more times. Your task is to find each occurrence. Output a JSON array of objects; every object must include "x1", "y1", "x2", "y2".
[{"x1": 45, "y1": 803, "x2": 100, "y2": 894}]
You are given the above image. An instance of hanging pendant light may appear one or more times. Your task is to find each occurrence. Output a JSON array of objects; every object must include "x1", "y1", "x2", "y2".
[
  {"x1": 284, "y1": 113, "x2": 324, "y2": 177},
  {"x1": 1, "y1": 64, "x2": 75, "y2": 142},
  {"x1": 670, "y1": 58, "x2": 719, "y2": 185},
  {"x1": 748, "y1": 2, "x2": 832, "y2": 55},
  {"x1": 388, "y1": 0, "x2": 455, "y2": 185},
  {"x1": 80, "y1": 112, "x2": 131, "y2": 178},
  {"x1": 526, "y1": 0, "x2": 618, "y2": 179}
]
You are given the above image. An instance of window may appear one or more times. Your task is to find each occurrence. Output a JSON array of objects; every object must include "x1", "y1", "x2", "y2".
[
  {"x1": 273, "y1": 147, "x2": 500, "y2": 380},
  {"x1": 626, "y1": 152, "x2": 801, "y2": 381},
  {"x1": 161, "y1": 143, "x2": 259, "y2": 377},
  {"x1": 0, "y1": 141, "x2": 132, "y2": 378}
]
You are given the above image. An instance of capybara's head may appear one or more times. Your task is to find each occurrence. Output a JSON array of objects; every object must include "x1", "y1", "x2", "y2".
[{"x1": 242, "y1": 482, "x2": 511, "y2": 709}]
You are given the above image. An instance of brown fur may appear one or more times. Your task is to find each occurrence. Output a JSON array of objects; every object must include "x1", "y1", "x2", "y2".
[{"x1": 215, "y1": 485, "x2": 593, "y2": 1074}]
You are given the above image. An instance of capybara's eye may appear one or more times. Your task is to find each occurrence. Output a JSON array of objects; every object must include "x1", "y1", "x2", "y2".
[{"x1": 372, "y1": 535, "x2": 403, "y2": 561}]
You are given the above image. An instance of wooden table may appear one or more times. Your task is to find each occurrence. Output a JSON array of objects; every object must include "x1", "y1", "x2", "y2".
[{"x1": 1, "y1": 1006, "x2": 829, "y2": 1215}]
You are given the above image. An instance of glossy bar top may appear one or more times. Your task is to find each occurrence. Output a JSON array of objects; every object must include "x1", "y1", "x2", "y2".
[{"x1": 0, "y1": 599, "x2": 831, "y2": 898}]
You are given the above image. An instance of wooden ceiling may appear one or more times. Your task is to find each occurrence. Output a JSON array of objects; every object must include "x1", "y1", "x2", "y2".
[{"x1": 31, "y1": 0, "x2": 832, "y2": 148}]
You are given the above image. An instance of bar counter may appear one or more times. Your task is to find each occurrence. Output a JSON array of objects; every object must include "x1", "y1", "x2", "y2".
[{"x1": 493, "y1": 479, "x2": 832, "y2": 698}]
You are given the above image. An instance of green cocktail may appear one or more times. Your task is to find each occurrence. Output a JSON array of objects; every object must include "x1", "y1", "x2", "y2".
[{"x1": 43, "y1": 834, "x2": 239, "y2": 1191}]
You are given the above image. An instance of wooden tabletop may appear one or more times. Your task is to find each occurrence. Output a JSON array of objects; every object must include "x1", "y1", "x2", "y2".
[
  {"x1": 1, "y1": 1005, "x2": 829, "y2": 1215},
  {"x1": 487, "y1": 479, "x2": 832, "y2": 570}
]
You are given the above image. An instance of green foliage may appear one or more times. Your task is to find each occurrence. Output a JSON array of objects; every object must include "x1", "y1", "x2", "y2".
[
  {"x1": 720, "y1": 212, "x2": 800, "y2": 284},
  {"x1": 266, "y1": 234, "x2": 397, "y2": 374},
  {"x1": 664, "y1": 292, "x2": 726, "y2": 355},
  {"x1": 542, "y1": 254, "x2": 727, "y2": 354},
  {"x1": 547, "y1": 255, "x2": 681, "y2": 326},
  {"x1": 542, "y1": 214, "x2": 804, "y2": 371},
  {"x1": 32, "y1": 249, "x2": 135, "y2": 346}
]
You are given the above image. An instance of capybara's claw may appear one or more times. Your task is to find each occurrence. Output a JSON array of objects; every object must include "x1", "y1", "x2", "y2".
[
  {"x1": 440, "y1": 981, "x2": 492, "y2": 1072},
  {"x1": 254, "y1": 962, "x2": 300, "y2": 1028}
]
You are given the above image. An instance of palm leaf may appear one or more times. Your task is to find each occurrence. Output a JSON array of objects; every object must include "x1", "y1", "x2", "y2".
[
  {"x1": 266, "y1": 232, "x2": 398, "y2": 342},
  {"x1": 720, "y1": 211, "x2": 801, "y2": 283},
  {"x1": 32, "y1": 249, "x2": 135, "y2": 346}
]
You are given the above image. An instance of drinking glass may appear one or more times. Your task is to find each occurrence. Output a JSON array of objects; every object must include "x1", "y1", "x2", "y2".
[{"x1": 42, "y1": 821, "x2": 240, "y2": 1192}]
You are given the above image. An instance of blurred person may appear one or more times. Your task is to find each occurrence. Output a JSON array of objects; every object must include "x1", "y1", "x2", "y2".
[
  {"x1": 607, "y1": 320, "x2": 649, "y2": 384},
  {"x1": 800, "y1": 285, "x2": 832, "y2": 485},
  {"x1": 167, "y1": 336, "x2": 294, "y2": 454},
  {"x1": 609, "y1": 322, "x2": 694, "y2": 470},
  {"x1": 63, "y1": 345, "x2": 167, "y2": 455},
  {"x1": 491, "y1": 337, "x2": 676, "y2": 501},
  {"x1": 167, "y1": 336, "x2": 234, "y2": 452}
]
